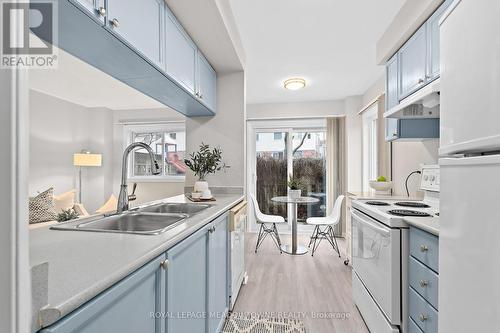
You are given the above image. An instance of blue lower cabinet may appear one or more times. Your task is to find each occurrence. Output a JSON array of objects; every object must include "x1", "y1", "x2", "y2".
[
  {"x1": 409, "y1": 287, "x2": 438, "y2": 333},
  {"x1": 409, "y1": 317, "x2": 424, "y2": 333},
  {"x1": 208, "y1": 214, "x2": 229, "y2": 333},
  {"x1": 166, "y1": 224, "x2": 209, "y2": 333},
  {"x1": 40, "y1": 213, "x2": 231, "y2": 333},
  {"x1": 409, "y1": 227, "x2": 439, "y2": 333},
  {"x1": 40, "y1": 254, "x2": 166, "y2": 333}
]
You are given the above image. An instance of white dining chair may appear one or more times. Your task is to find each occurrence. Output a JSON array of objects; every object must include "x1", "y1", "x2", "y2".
[
  {"x1": 250, "y1": 194, "x2": 285, "y2": 254},
  {"x1": 306, "y1": 195, "x2": 345, "y2": 257}
]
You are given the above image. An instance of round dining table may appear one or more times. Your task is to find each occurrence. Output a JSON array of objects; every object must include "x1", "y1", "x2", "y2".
[{"x1": 271, "y1": 196, "x2": 319, "y2": 255}]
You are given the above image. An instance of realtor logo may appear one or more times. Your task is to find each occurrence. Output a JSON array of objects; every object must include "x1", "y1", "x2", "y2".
[{"x1": 1, "y1": 0, "x2": 57, "y2": 68}]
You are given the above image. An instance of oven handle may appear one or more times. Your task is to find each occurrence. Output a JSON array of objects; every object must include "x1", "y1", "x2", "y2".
[{"x1": 350, "y1": 209, "x2": 391, "y2": 236}]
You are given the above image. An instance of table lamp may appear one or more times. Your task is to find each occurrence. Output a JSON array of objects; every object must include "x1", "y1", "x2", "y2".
[{"x1": 73, "y1": 150, "x2": 102, "y2": 203}]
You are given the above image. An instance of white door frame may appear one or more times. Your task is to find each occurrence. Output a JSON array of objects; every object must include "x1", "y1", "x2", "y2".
[
  {"x1": 246, "y1": 119, "x2": 326, "y2": 234},
  {"x1": 0, "y1": 67, "x2": 31, "y2": 331}
]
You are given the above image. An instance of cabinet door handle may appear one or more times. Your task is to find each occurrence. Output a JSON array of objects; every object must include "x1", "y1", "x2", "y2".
[
  {"x1": 418, "y1": 78, "x2": 425, "y2": 84},
  {"x1": 420, "y1": 245, "x2": 428, "y2": 252},
  {"x1": 419, "y1": 280, "x2": 429, "y2": 288},
  {"x1": 97, "y1": 6, "x2": 106, "y2": 17},
  {"x1": 208, "y1": 226, "x2": 216, "y2": 233},
  {"x1": 160, "y1": 259, "x2": 169, "y2": 269},
  {"x1": 110, "y1": 18, "x2": 119, "y2": 28},
  {"x1": 419, "y1": 314, "x2": 428, "y2": 322},
  {"x1": 199, "y1": 93, "x2": 203, "y2": 99}
]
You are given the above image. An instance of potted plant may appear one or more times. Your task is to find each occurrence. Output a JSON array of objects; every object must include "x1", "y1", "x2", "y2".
[
  {"x1": 184, "y1": 143, "x2": 227, "y2": 194},
  {"x1": 288, "y1": 175, "x2": 302, "y2": 199}
]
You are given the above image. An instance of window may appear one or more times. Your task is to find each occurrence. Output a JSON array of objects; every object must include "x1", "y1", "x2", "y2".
[
  {"x1": 273, "y1": 132, "x2": 282, "y2": 140},
  {"x1": 124, "y1": 124, "x2": 186, "y2": 181},
  {"x1": 362, "y1": 104, "x2": 378, "y2": 191}
]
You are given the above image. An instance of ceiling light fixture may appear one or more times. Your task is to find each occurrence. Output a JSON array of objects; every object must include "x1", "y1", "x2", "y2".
[{"x1": 284, "y1": 78, "x2": 306, "y2": 90}]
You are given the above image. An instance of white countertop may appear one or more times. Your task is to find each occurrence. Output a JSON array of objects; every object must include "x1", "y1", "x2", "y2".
[
  {"x1": 30, "y1": 194, "x2": 244, "y2": 330},
  {"x1": 404, "y1": 216, "x2": 440, "y2": 236}
]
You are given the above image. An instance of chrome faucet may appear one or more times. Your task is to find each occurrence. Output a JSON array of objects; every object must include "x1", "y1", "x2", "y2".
[{"x1": 117, "y1": 142, "x2": 161, "y2": 213}]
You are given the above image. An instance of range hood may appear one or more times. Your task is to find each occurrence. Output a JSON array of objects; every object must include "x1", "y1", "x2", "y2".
[{"x1": 384, "y1": 79, "x2": 441, "y2": 119}]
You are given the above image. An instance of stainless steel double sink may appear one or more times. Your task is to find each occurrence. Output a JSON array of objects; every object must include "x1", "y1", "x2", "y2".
[{"x1": 51, "y1": 203, "x2": 211, "y2": 235}]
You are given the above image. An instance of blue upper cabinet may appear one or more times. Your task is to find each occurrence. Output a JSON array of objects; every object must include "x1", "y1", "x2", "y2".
[
  {"x1": 106, "y1": 0, "x2": 165, "y2": 69},
  {"x1": 398, "y1": 24, "x2": 427, "y2": 100},
  {"x1": 197, "y1": 52, "x2": 217, "y2": 112},
  {"x1": 208, "y1": 214, "x2": 229, "y2": 333},
  {"x1": 386, "y1": 54, "x2": 399, "y2": 111},
  {"x1": 43, "y1": 0, "x2": 215, "y2": 116},
  {"x1": 40, "y1": 254, "x2": 166, "y2": 333},
  {"x1": 165, "y1": 8, "x2": 197, "y2": 95},
  {"x1": 387, "y1": 0, "x2": 453, "y2": 109},
  {"x1": 70, "y1": 0, "x2": 106, "y2": 23},
  {"x1": 426, "y1": 0, "x2": 453, "y2": 82},
  {"x1": 166, "y1": 226, "x2": 209, "y2": 333}
]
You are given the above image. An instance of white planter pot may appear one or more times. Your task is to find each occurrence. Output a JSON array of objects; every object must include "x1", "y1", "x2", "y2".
[
  {"x1": 289, "y1": 189, "x2": 301, "y2": 199},
  {"x1": 194, "y1": 180, "x2": 209, "y2": 193}
]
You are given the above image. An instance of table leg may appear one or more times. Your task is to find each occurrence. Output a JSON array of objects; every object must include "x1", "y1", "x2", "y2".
[{"x1": 281, "y1": 203, "x2": 308, "y2": 255}]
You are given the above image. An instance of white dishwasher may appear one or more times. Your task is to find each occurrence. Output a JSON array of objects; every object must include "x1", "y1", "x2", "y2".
[{"x1": 229, "y1": 201, "x2": 247, "y2": 310}]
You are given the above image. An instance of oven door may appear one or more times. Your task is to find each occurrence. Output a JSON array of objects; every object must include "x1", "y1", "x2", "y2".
[{"x1": 351, "y1": 208, "x2": 401, "y2": 325}]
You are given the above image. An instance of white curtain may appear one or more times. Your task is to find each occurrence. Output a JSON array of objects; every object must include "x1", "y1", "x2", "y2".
[{"x1": 326, "y1": 117, "x2": 346, "y2": 235}]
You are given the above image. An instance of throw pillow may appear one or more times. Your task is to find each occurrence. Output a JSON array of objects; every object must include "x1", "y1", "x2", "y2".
[
  {"x1": 54, "y1": 189, "x2": 76, "y2": 214},
  {"x1": 96, "y1": 194, "x2": 118, "y2": 214},
  {"x1": 29, "y1": 188, "x2": 57, "y2": 224}
]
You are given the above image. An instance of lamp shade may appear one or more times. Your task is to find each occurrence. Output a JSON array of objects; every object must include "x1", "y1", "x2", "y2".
[{"x1": 73, "y1": 153, "x2": 102, "y2": 167}]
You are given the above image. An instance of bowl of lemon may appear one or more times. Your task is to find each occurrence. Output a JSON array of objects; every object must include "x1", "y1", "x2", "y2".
[{"x1": 369, "y1": 176, "x2": 393, "y2": 193}]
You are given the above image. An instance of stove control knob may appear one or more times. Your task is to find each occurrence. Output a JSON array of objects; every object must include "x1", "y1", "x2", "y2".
[{"x1": 430, "y1": 176, "x2": 435, "y2": 181}]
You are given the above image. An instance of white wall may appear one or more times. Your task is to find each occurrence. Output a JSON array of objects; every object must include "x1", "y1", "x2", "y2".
[
  {"x1": 186, "y1": 71, "x2": 246, "y2": 188},
  {"x1": 247, "y1": 99, "x2": 345, "y2": 119},
  {"x1": 392, "y1": 140, "x2": 439, "y2": 196},
  {"x1": 362, "y1": 75, "x2": 385, "y2": 106},
  {"x1": 29, "y1": 91, "x2": 187, "y2": 212},
  {"x1": 111, "y1": 108, "x2": 186, "y2": 206},
  {"x1": 29, "y1": 91, "x2": 114, "y2": 212},
  {"x1": 345, "y1": 96, "x2": 363, "y2": 192}
]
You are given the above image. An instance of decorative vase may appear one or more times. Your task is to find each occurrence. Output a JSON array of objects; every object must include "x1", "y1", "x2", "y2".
[
  {"x1": 194, "y1": 180, "x2": 209, "y2": 193},
  {"x1": 289, "y1": 189, "x2": 301, "y2": 199}
]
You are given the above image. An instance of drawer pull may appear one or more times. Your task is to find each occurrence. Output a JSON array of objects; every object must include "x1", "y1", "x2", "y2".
[
  {"x1": 419, "y1": 314, "x2": 428, "y2": 322},
  {"x1": 420, "y1": 245, "x2": 429, "y2": 252},
  {"x1": 419, "y1": 280, "x2": 429, "y2": 288},
  {"x1": 160, "y1": 259, "x2": 169, "y2": 269}
]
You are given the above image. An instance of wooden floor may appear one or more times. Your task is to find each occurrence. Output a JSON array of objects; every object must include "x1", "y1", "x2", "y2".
[{"x1": 232, "y1": 233, "x2": 369, "y2": 333}]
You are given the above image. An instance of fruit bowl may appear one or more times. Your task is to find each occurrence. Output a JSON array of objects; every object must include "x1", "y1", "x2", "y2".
[{"x1": 369, "y1": 180, "x2": 393, "y2": 193}]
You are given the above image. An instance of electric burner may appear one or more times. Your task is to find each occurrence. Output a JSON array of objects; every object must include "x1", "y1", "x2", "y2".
[
  {"x1": 365, "y1": 201, "x2": 390, "y2": 206},
  {"x1": 395, "y1": 202, "x2": 430, "y2": 208},
  {"x1": 388, "y1": 209, "x2": 432, "y2": 217}
]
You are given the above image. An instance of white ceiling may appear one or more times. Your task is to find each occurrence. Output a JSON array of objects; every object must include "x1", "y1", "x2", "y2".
[
  {"x1": 230, "y1": 0, "x2": 405, "y2": 104},
  {"x1": 29, "y1": 46, "x2": 167, "y2": 110}
]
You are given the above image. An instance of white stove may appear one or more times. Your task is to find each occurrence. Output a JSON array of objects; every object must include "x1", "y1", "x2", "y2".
[
  {"x1": 351, "y1": 165, "x2": 439, "y2": 333},
  {"x1": 352, "y1": 197, "x2": 439, "y2": 228}
]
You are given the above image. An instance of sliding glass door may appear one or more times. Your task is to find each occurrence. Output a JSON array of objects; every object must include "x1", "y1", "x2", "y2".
[
  {"x1": 292, "y1": 131, "x2": 327, "y2": 222},
  {"x1": 250, "y1": 121, "x2": 327, "y2": 231},
  {"x1": 255, "y1": 131, "x2": 288, "y2": 219}
]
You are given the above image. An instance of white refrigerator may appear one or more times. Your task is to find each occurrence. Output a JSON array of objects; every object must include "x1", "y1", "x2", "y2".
[{"x1": 439, "y1": 1, "x2": 500, "y2": 332}]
